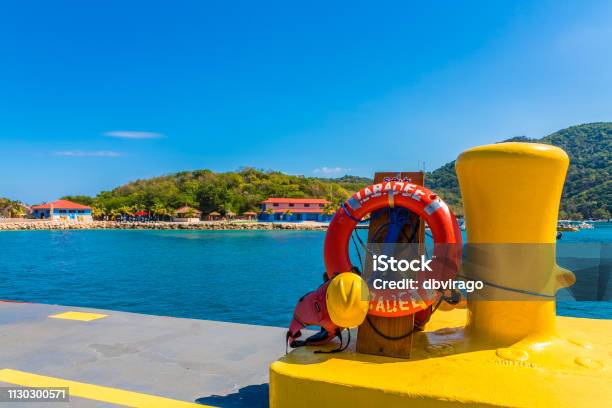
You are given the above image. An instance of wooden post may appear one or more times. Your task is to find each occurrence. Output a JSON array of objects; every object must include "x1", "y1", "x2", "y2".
[{"x1": 356, "y1": 171, "x2": 425, "y2": 359}]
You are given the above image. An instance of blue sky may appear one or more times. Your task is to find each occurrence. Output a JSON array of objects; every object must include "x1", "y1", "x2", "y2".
[{"x1": 1, "y1": 0, "x2": 611, "y2": 203}]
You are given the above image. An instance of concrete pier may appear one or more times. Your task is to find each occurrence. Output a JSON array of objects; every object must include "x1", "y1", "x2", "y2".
[{"x1": 0, "y1": 301, "x2": 286, "y2": 407}]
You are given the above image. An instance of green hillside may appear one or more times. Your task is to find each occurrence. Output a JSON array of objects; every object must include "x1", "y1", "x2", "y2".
[
  {"x1": 56, "y1": 123, "x2": 609, "y2": 220},
  {"x1": 426, "y1": 122, "x2": 611, "y2": 220},
  {"x1": 64, "y1": 169, "x2": 373, "y2": 218}
]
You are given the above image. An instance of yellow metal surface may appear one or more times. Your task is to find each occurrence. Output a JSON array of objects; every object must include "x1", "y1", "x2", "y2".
[
  {"x1": 270, "y1": 310, "x2": 611, "y2": 407},
  {"x1": 456, "y1": 142, "x2": 570, "y2": 345},
  {"x1": 0, "y1": 369, "x2": 208, "y2": 407},
  {"x1": 456, "y1": 142, "x2": 568, "y2": 244},
  {"x1": 48, "y1": 311, "x2": 108, "y2": 321},
  {"x1": 270, "y1": 143, "x2": 611, "y2": 407}
]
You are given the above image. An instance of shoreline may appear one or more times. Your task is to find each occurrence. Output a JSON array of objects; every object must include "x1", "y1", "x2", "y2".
[{"x1": 0, "y1": 220, "x2": 328, "y2": 231}]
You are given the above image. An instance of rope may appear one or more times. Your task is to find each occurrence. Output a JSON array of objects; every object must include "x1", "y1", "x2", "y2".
[
  {"x1": 365, "y1": 315, "x2": 418, "y2": 340},
  {"x1": 351, "y1": 233, "x2": 364, "y2": 270},
  {"x1": 315, "y1": 329, "x2": 351, "y2": 354},
  {"x1": 456, "y1": 274, "x2": 555, "y2": 299},
  {"x1": 431, "y1": 296, "x2": 444, "y2": 314},
  {"x1": 343, "y1": 208, "x2": 438, "y2": 344},
  {"x1": 354, "y1": 228, "x2": 366, "y2": 247},
  {"x1": 341, "y1": 204, "x2": 362, "y2": 223}
]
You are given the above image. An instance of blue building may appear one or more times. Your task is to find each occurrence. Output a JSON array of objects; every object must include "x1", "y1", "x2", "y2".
[
  {"x1": 31, "y1": 199, "x2": 93, "y2": 222},
  {"x1": 258, "y1": 198, "x2": 333, "y2": 222}
]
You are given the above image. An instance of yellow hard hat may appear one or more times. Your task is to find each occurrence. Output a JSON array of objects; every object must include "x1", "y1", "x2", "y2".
[{"x1": 326, "y1": 272, "x2": 369, "y2": 328}]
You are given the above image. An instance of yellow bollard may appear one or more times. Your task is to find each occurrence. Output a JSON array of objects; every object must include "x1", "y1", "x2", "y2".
[
  {"x1": 269, "y1": 141, "x2": 611, "y2": 408},
  {"x1": 456, "y1": 142, "x2": 573, "y2": 345},
  {"x1": 456, "y1": 142, "x2": 568, "y2": 243}
]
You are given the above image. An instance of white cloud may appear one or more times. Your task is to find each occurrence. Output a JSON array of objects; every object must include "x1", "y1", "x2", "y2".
[
  {"x1": 313, "y1": 166, "x2": 351, "y2": 176},
  {"x1": 53, "y1": 150, "x2": 124, "y2": 157},
  {"x1": 104, "y1": 130, "x2": 163, "y2": 139}
]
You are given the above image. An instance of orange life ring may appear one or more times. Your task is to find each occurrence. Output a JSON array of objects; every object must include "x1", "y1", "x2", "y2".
[{"x1": 323, "y1": 181, "x2": 462, "y2": 317}]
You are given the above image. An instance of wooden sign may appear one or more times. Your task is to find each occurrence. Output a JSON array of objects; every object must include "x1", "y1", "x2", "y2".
[{"x1": 356, "y1": 171, "x2": 425, "y2": 358}]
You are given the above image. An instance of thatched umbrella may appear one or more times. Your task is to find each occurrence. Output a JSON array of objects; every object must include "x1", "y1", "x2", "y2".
[
  {"x1": 207, "y1": 211, "x2": 221, "y2": 221},
  {"x1": 243, "y1": 211, "x2": 257, "y2": 221},
  {"x1": 175, "y1": 206, "x2": 202, "y2": 218}
]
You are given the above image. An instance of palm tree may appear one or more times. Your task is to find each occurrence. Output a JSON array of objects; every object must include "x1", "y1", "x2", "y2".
[
  {"x1": 323, "y1": 203, "x2": 336, "y2": 216},
  {"x1": 150, "y1": 202, "x2": 167, "y2": 221},
  {"x1": 0, "y1": 200, "x2": 26, "y2": 218},
  {"x1": 132, "y1": 204, "x2": 145, "y2": 215},
  {"x1": 118, "y1": 205, "x2": 133, "y2": 219},
  {"x1": 12, "y1": 205, "x2": 26, "y2": 218},
  {"x1": 91, "y1": 206, "x2": 106, "y2": 220},
  {"x1": 108, "y1": 208, "x2": 120, "y2": 221}
]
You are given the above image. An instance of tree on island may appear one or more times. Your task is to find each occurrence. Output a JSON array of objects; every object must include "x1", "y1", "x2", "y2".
[
  {"x1": 0, "y1": 198, "x2": 27, "y2": 218},
  {"x1": 150, "y1": 202, "x2": 171, "y2": 221},
  {"x1": 323, "y1": 203, "x2": 337, "y2": 216},
  {"x1": 91, "y1": 207, "x2": 106, "y2": 220},
  {"x1": 185, "y1": 208, "x2": 198, "y2": 219},
  {"x1": 50, "y1": 123, "x2": 610, "y2": 221}
]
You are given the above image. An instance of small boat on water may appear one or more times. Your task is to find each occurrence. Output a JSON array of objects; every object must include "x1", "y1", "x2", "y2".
[
  {"x1": 557, "y1": 222, "x2": 578, "y2": 232},
  {"x1": 577, "y1": 221, "x2": 594, "y2": 229}
]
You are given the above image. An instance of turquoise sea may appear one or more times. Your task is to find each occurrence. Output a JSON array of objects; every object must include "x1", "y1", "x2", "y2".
[{"x1": 0, "y1": 224, "x2": 610, "y2": 326}]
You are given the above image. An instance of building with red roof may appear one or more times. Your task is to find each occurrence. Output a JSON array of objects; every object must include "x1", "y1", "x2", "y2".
[
  {"x1": 259, "y1": 198, "x2": 333, "y2": 222},
  {"x1": 31, "y1": 200, "x2": 93, "y2": 222}
]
